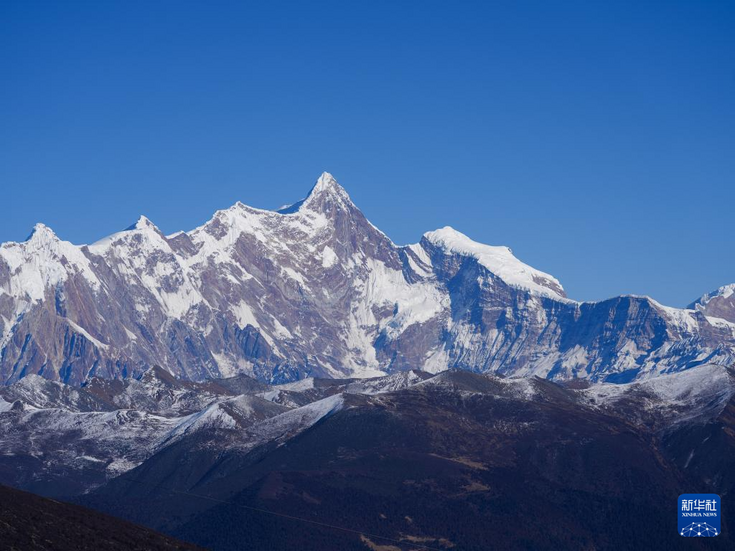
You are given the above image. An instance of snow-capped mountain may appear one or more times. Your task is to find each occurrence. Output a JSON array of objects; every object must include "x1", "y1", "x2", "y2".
[{"x1": 1, "y1": 172, "x2": 733, "y2": 386}]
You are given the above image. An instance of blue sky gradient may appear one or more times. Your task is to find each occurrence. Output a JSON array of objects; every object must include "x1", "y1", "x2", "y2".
[{"x1": 2, "y1": 0, "x2": 734, "y2": 306}]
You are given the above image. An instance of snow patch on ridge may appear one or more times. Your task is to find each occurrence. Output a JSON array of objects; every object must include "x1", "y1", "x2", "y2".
[
  {"x1": 322, "y1": 246, "x2": 337, "y2": 268},
  {"x1": 233, "y1": 300, "x2": 259, "y2": 329},
  {"x1": 65, "y1": 319, "x2": 109, "y2": 350}
]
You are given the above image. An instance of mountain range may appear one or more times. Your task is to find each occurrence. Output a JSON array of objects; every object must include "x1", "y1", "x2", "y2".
[
  {"x1": 2, "y1": 175, "x2": 734, "y2": 549},
  {"x1": 1, "y1": 172, "x2": 734, "y2": 387}
]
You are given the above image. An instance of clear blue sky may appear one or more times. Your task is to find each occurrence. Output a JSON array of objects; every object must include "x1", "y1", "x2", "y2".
[{"x1": 2, "y1": 0, "x2": 733, "y2": 306}]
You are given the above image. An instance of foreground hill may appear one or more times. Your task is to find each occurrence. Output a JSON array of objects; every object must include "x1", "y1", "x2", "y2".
[
  {"x1": 1, "y1": 364, "x2": 733, "y2": 549},
  {"x1": 61, "y1": 366, "x2": 732, "y2": 551},
  {"x1": 0, "y1": 484, "x2": 201, "y2": 551}
]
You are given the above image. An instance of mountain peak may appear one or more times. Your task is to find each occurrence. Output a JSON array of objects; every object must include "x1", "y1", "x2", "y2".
[
  {"x1": 278, "y1": 172, "x2": 354, "y2": 215},
  {"x1": 310, "y1": 171, "x2": 341, "y2": 194},
  {"x1": 25, "y1": 223, "x2": 59, "y2": 244},
  {"x1": 125, "y1": 215, "x2": 158, "y2": 232},
  {"x1": 423, "y1": 226, "x2": 567, "y2": 300}
]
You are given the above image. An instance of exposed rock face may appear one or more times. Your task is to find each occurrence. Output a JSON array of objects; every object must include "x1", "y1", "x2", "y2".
[
  {"x1": 690, "y1": 284, "x2": 735, "y2": 323},
  {"x1": 1, "y1": 173, "x2": 733, "y2": 385}
]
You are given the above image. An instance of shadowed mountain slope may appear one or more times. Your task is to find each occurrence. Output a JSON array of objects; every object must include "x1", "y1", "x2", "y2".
[
  {"x1": 77, "y1": 369, "x2": 735, "y2": 551},
  {"x1": 0, "y1": 483, "x2": 201, "y2": 551}
]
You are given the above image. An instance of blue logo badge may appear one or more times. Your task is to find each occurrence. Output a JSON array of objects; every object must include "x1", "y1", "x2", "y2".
[{"x1": 678, "y1": 494, "x2": 720, "y2": 537}]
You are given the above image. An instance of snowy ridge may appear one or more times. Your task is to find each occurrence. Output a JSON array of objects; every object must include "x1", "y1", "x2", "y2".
[
  {"x1": 1, "y1": 224, "x2": 101, "y2": 301},
  {"x1": 0, "y1": 372, "x2": 345, "y2": 487},
  {"x1": 583, "y1": 363, "x2": 735, "y2": 427},
  {"x1": 689, "y1": 283, "x2": 735, "y2": 325},
  {"x1": 344, "y1": 370, "x2": 430, "y2": 394},
  {"x1": 584, "y1": 363, "x2": 732, "y2": 404},
  {"x1": 424, "y1": 226, "x2": 567, "y2": 300},
  {"x1": 248, "y1": 393, "x2": 345, "y2": 446},
  {"x1": 695, "y1": 283, "x2": 735, "y2": 305}
]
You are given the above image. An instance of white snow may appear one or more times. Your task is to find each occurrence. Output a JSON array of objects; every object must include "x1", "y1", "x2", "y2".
[
  {"x1": 344, "y1": 370, "x2": 426, "y2": 394},
  {"x1": 0, "y1": 405, "x2": 181, "y2": 479},
  {"x1": 649, "y1": 299, "x2": 699, "y2": 334},
  {"x1": 165, "y1": 403, "x2": 238, "y2": 441},
  {"x1": 321, "y1": 246, "x2": 337, "y2": 268},
  {"x1": 248, "y1": 393, "x2": 344, "y2": 444},
  {"x1": 337, "y1": 253, "x2": 447, "y2": 377},
  {"x1": 584, "y1": 364, "x2": 733, "y2": 409},
  {"x1": 559, "y1": 345, "x2": 589, "y2": 370},
  {"x1": 362, "y1": 257, "x2": 447, "y2": 340},
  {"x1": 422, "y1": 346, "x2": 451, "y2": 374},
  {"x1": 233, "y1": 300, "x2": 259, "y2": 329},
  {"x1": 270, "y1": 316, "x2": 292, "y2": 340},
  {"x1": 405, "y1": 245, "x2": 433, "y2": 277},
  {"x1": 696, "y1": 283, "x2": 735, "y2": 306},
  {"x1": 407, "y1": 242, "x2": 432, "y2": 267},
  {"x1": 297, "y1": 172, "x2": 353, "y2": 213},
  {"x1": 0, "y1": 225, "x2": 101, "y2": 305},
  {"x1": 211, "y1": 352, "x2": 237, "y2": 378},
  {"x1": 423, "y1": 227, "x2": 567, "y2": 301},
  {"x1": 0, "y1": 225, "x2": 103, "y2": 349},
  {"x1": 87, "y1": 215, "x2": 159, "y2": 252},
  {"x1": 65, "y1": 319, "x2": 109, "y2": 350},
  {"x1": 275, "y1": 378, "x2": 316, "y2": 391},
  {"x1": 88, "y1": 217, "x2": 205, "y2": 318},
  {"x1": 282, "y1": 266, "x2": 306, "y2": 285},
  {"x1": 705, "y1": 315, "x2": 735, "y2": 332}
]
